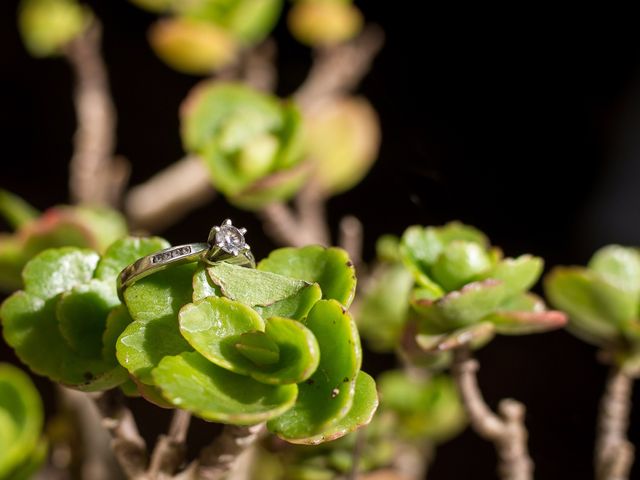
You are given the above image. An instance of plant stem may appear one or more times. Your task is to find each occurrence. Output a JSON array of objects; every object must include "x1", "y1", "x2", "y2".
[
  {"x1": 196, "y1": 424, "x2": 265, "y2": 480},
  {"x1": 595, "y1": 365, "x2": 636, "y2": 480},
  {"x1": 147, "y1": 410, "x2": 192, "y2": 478},
  {"x1": 65, "y1": 21, "x2": 121, "y2": 206},
  {"x1": 452, "y1": 348, "x2": 533, "y2": 480},
  {"x1": 94, "y1": 390, "x2": 148, "y2": 479}
]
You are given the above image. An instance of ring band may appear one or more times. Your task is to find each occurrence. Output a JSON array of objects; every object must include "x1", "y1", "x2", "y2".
[{"x1": 117, "y1": 219, "x2": 255, "y2": 299}]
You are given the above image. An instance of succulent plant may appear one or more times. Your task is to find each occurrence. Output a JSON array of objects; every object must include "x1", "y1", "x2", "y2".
[
  {"x1": 181, "y1": 82, "x2": 307, "y2": 209},
  {"x1": 133, "y1": 0, "x2": 283, "y2": 74},
  {"x1": 18, "y1": 0, "x2": 92, "y2": 57},
  {"x1": 0, "y1": 363, "x2": 47, "y2": 480},
  {"x1": 545, "y1": 245, "x2": 640, "y2": 366},
  {"x1": 0, "y1": 191, "x2": 128, "y2": 292},
  {"x1": 394, "y1": 222, "x2": 566, "y2": 353},
  {"x1": 115, "y1": 244, "x2": 375, "y2": 443},
  {"x1": 0, "y1": 237, "x2": 166, "y2": 391},
  {"x1": 288, "y1": 0, "x2": 363, "y2": 47}
]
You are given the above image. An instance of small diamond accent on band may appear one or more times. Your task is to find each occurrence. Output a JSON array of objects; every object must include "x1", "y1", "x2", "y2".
[
  {"x1": 151, "y1": 246, "x2": 192, "y2": 264},
  {"x1": 213, "y1": 219, "x2": 248, "y2": 256}
]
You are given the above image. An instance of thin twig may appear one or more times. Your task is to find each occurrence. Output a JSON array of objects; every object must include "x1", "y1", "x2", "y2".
[
  {"x1": 339, "y1": 215, "x2": 364, "y2": 269},
  {"x1": 295, "y1": 182, "x2": 331, "y2": 245},
  {"x1": 94, "y1": 390, "x2": 148, "y2": 479},
  {"x1": 196, "y1": 424, "x2": 265, "y2": 480},
  {"x1": 125, "y1": 156, "x2": 215, "y2": 232},
  {"x1": 347, "y1": 427, "x2": 367, "y2": 480},
  {"x1": 243, "y1": 39, "x2": 278, "y2": 92},
  {"x1": 294, "y1": 25, "x2": 385, "y2": 112},
  {"x1": 147, "y1": 410, "x2": 192, "y2": 478},
  {"x1": 595, "y1": 365, "x2": 636, "y2": 480},
  {"x1": 64, "y1": 21, "x2": 118, "y2": 206},
  {"x1": 452, "y1": 348, "x2": 533, "y2": 480}
]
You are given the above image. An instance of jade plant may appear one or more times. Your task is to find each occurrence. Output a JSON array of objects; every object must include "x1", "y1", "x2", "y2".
[
  {"x1": 545, "y1": 245, "x2": 640, "y2": 480},
  {"x1": 0, "y1": 363, "x2": 47, "y2": 480},
  {"x1": 0, "y1": 190, "x2": 127, "y2": 292}
]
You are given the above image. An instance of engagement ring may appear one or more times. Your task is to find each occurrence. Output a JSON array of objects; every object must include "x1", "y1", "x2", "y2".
[{"x1": 117, "y1": 219, "x2": 255, "y2": 298}]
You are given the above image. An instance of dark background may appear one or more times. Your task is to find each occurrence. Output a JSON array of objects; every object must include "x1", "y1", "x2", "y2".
[{"x1": 2, "y1": 1, "x2": 640, "y2": 479}]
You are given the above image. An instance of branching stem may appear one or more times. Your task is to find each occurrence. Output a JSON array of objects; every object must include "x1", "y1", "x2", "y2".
[
  {"x1": 595, "y1": 364, "x2": 636, "y2": 480},
  {"x1": 64, "y1": 21, "x2": 120, "y2": 206},
  {"x1": 452, "y1": 348, "x2": 533, "y2": 480}
]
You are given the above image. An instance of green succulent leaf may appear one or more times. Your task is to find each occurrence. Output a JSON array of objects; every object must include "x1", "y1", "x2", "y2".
[
  {"x1": 0, "y1": 236, "x2": 27, "y2": 292},
  {"x1": 250, "y1": 316, "x2": 320, "y2": 385},
  {"x1": 431, "y1": 240, "x2": 492, "y2": 292},
  {"x1": 56, "y1": 280, "x2": 119, "y2": 358},
  {"x1": 178, "y1": 297, "x2": 265, "y2": 374},
  {"x1": 287, "y1": 371, "x2": 378, "y2": 445},
  {"x1": 416, "y1": 322, "x2": 495, "y2": 353},
  {"x1": 0, "y1": 190, "x2": 39, "y2": 230},
  {"x1": 357, "y1": 262, "x2": 414, "y2": 352},
  {"x1": 152, "y1": 352, "x2": 298, "y2": 424},
  {"x1": 267, "y1": 300, "x2": 361, "y2": 441},
  {"x1": 101, "y1": 305, "x2": 133, "y2": 364},
  {"x1": 544, "y1": 267, "x2": 633, "y2": 346},
  {"x1": 192, "y1": 264, "x2": 221, "y2": 301},
  {"x1": 482, "y1": 255, "x2": 543, "y2": 297},
  {"x1": 0, "y1": 364, "x2": 44, "y2": 479},
  {"x1": 484, "y1": 293, "x2": 567, "y2": 335},
  {"x1": 207, "y1": 262, "x2": 313, "y2": 309},
  {"x1": 378, "y1": 370, "x2": 465, "y2": 442},
  {"x1": 235, "y1": 331, "x2": 280, "y2": 366},
  {"x1": 588, "y1": 245, "x2": 640, "y2": 297},
  {"x1": 95, "y1": 236, "x2": 170, "y2": 286},
  {"x1": 412, "y1": 280, "x2": 508, "y2": 332},
  {"x1": 18, "y1": 0, "x2": 92, "y2": 57},
  {"x1": 258, "y1": 246, "x2": 356, "y2": 308}
]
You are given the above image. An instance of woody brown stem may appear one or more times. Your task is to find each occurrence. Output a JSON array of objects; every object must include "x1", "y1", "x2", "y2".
[{"x1": 452, "y1": 348, "x2": 533, "y2": 480}]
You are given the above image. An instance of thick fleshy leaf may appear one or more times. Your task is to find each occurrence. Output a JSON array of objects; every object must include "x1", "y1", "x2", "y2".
[
  {"x1": 357, "y1": 263, "x2": 414, "y2": 352},
  {"x1": 284, "y1": 371, "x2": 378, "y2": 445},
  {"x1": 254, "y1": 282, "x2": 322, "y2": 321},
  {"x1": 416, "y1": 322, "x2": 495, "y2": 353},
  {"x1": 207, "y1": 262, "x2": 312, "y2": 307},
  {"x1": 101, "y1": 305, "x2": 133, "y2": 364},
  {"x1": 544, "y1": 267, "x2": 632, "y2": 346},
  {"x1": 22, "y1": 248, "x2": 99, "y2": 300},
  {"x1": 431, "y1": 241, "x2": 492, "y2": 292},
  {"x1": 0, "y1": 364, "x2": 43, "y2": 479},
  {"x1": 258, "y1": 246, "x2": 357, "y2": 307},
  {"x1": 378, "y1": 371, "x2": 465, "y2": 442},
  {"x1": 152, "y1": 352, "x2": 298, "y2": 424},
  {"x1": 123, "y1": 263, "x2": 196, "y2": 323},
  {"x1": 8, "y1": 438, "x2": 47, "y2": 480},
  {"x1": 588, "y1": 245, "x2": 640, "y2": 296},
  {"x1": 485, "y1": 293, "x2": 567, "y2": 335},
  {"x1": 0, "y1": 236, "x2": 26, "y2": 292},
  {"x1": 95, "y1": 236, "x2": 170, "y2": 286},
  {"x1": 117, "y1": 316, "x2": 192, "y2": 385},
  {"x1": 249, "y1": 316, "x2": 320, "y2": 385},
  {"x1": 192, "y1": 264, "x2": 221, "y2": 302},
  {"x1": 235, "y1": 331, "x2": 280, "y2": 366},
  {"x1": 267, "y1": 300, "x2": 361, "y2": 440},
  {"x1": 412, "y1": 280, "x2": 507, "y2": 332},
  {"x1": 178, "y1": 297, "x2": 265, "y2": 374},
  {"x1": 56, "y1": 280, "x2": 119, "y2": 358},
  {"x1": 0, "y1": 190, "x2": 39, "y2": 229},
  {"x1": 287, "y1": 1, "x2": 362, "y2": 47},
  {"x1": 304, "y1": 96, "x2": 380, "y2": 195},
  {"x1": 482, "y1": 255, "x2": 543, "y2": 297}
]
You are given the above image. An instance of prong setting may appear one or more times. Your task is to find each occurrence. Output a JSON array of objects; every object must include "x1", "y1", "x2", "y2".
[{"x1": 209, "y1": 219, "x2": 249, "y2": 256}]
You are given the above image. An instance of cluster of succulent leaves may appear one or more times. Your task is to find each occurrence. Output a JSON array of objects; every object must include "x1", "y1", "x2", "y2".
[
  {"x1": 0, "y1": 190, "x2": 127, "y2": 292},
  {"x1": 130, "y1": 0, "x2": 283, "y2": 74},
  {"x1": 18, "y1": 0, "x2": 92, "y2": 57},
  {"x1": 0, "y1": 363, "x2": 47, "y2": 480},
  {"x1": 251, "y1": 369, "x2": 464, "y2": 480},
  {"x1": 181, "y1": 82, "x2": 308, "y2": 209},
  {"x1": 358, "y1": 222, "x2": 566, "y2": 356},
  {"x1": 545, "y1": 245, "x2": 640, "y2": 367},
  {"x1": 116, "y1": 243, "x2": 377, "y2": 443},
  {"x1": 0, "y1": 236, "x2": 377, "y2": 443}
]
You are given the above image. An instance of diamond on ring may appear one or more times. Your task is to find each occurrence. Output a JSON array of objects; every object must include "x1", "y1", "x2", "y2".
[{"x1": 209, "y1": 219, "x2": 249, "y2": 256}]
